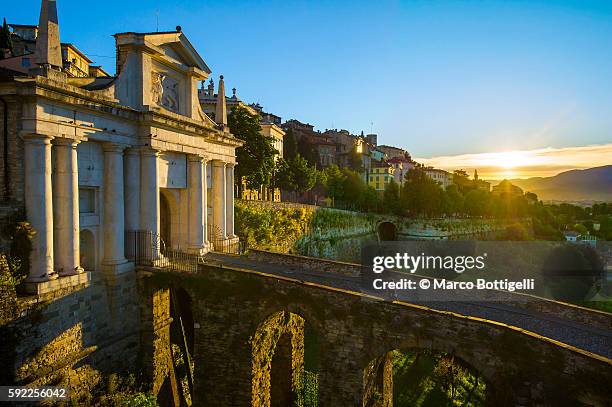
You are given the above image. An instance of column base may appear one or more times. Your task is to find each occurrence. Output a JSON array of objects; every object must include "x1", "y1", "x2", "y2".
[
  {"x1": 22, "y1": 272, "x2": 91, "y2": 295},
  {"x1": 187, "y1": 242, "x2": 211, "y2": 256},
  {"x1": 58, "y1": 266, "x2": 86, "y2": 277},
  {"x1": 25, "y1": 271, "x2": 59, "y2": 284},
  {"x1": 102, "y1": 259, "x2": 134, "y2": 275}
]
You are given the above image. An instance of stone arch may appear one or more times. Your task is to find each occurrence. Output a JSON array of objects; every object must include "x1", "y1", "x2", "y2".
[
  {"x1": 251, "y1": 311, "x2": 309, "y2": 407},
  {"x1": 79, "y1": 228, "x2": 96, "y2": 271},
  {"x1": 377, "y1": 221, "x2": 398, "y2": 241}
]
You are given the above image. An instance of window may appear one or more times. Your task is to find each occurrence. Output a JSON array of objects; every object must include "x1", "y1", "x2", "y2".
[{"x1": 79, "y1": 188, "x2": 96, "y2": 213}]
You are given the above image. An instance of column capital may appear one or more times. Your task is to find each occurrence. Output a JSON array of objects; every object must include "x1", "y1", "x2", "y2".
[
  {"x1": 211, "y1": 159, "x2": 227, "y2": 168},
  {"x1": 52, "y1": 137, "x2": 80, "y2": 147},
  {"x1": 102, "y1": 142, "x2": 126, "y2": 153},
  {"x1": 225, "y1": 162, "x2": 236, "y2": 168},
  {"x1": 124, "y1": 147, "x2": 142, "y2": 156},
  {"x1": 22, "y1": 133, "x2": 53, "y2": 144},
  {"x1": 141, "y1": 147, "x2": 161, "y2": 157},
  {"x1": 187, "y1": 153, "x2": 208, "y2": 163}
]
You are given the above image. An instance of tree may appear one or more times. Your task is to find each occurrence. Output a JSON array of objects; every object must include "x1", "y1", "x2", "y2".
[
  {"x1": 359, "y1": 186, "x2": 380, "y2": 213},
  {"x1": 228, "y1": 106, "x2": 277, "y2": 195},
  {"x1": 464, "y1": 189, "x2": 490, "y2": 217},
  {"x1": 347, "y1": 148, "x2": 363, "y2": 172},
  {"x1": 283, "y1": 128, "x2": 298, "y2": 160},
  {"x1": 322, "y1": 165, "x2": 346, "y2": 206},
  {"x1": 401, "y1": 168, "x2": 445, "y2": 217},
  {"x1": 0, "y1": 18, "x2": 13, "y2": 57},
  {"x1": 452, "y1": 169, "x2": 472, "y2": 193},
  {"x1": 275, "y1": 157, "x2": 295, "y2": 192},
  {"x1": 443, "y1": 184, "x2": 464, "y2": 216},
  {"x1": 297, "y1": 137, "x2": 319, "y2": 166},
  {"x1": 292, "y1": 154, "x2": 317, "y2": 193},
  {"x1": 340, "y1": 168, "x2": 367, "y2": 210},
  {"x1": 383, "y1": 179, "x2": 401, "y2": 215}
]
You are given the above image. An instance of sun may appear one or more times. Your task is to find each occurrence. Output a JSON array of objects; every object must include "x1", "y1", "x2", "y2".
[
  {"x1": 495, "y1": 151, "x2": 525, "y2": 169},
  {"x1": 477, "y1": 150, "x2": 533, "y2": 170}
]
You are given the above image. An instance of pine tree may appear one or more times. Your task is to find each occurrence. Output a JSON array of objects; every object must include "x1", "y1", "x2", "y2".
[{"x1": 0, "y1": 18, "x2": 13, "y2": 58}]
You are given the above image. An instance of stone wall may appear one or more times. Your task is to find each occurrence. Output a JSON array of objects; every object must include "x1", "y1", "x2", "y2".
[
  {"x1": 144, "y1": 265, "x2": 612, "y2": 407},
  {"x1": 0, "y1": 96, "x2": 25, "y2": 205},
  {"x1": 0, "y1": 270, "x2": 143, "y2": 404}
]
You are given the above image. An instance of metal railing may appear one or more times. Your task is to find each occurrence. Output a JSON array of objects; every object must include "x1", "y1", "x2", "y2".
[
  {"x1": 207, "y1": 224, "x2": 247, "y2": 255},
  {"x1": 125, "y1": 230, "x2": 200, "y2": 272}
]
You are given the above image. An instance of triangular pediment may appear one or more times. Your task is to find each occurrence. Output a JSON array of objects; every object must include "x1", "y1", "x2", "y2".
[{"x1": 143, "y1": 32, "x2": 211, "y2": 75}]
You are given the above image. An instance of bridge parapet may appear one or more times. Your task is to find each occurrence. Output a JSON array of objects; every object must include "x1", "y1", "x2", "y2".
[{"x1": 245, "y1": 250, "x2": 612, "y2": 332}]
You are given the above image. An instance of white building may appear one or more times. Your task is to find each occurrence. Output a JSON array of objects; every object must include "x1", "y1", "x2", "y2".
[
  {"x1": 424, "y1": 168, "x2": 453, "y2": 189},
  {"x1": 0, "y1": 0, "x2": 241, "y2": 294}
]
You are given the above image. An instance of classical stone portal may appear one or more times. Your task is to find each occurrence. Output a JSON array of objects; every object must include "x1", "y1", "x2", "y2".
[
  {"x1": 0, "y1": 0, "x2": 241, "y2": 294},
  {"x1": 139, "y1": 264, "x2": 612, "y2": 407}
]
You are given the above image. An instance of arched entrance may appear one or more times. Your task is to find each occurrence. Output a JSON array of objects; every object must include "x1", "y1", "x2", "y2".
[
  {"x1": 377, "y1": 222, "x2": 398, "y2": 241},
  {"x1": 79, "y1": 229, "x2": 96, "y2": 271}
]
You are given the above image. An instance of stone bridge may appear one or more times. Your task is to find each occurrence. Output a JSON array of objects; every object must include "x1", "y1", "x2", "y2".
[{"x1": 139, "y1": 251, "x2": 612, "y2": 407}]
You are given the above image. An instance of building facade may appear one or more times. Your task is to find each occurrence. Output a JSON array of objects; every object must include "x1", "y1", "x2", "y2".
[
  {"x1": 424, "y1": 168, "x2": 453, "y2": 189},
  {"x1": 369, "y1": 161, "x2": 395, "y2": 191},
  {"x1": 0, "y1": 0, "x2": 241, "y2": 294}
]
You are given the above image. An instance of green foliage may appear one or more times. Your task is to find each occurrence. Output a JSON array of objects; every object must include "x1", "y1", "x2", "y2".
[
  {"x1": 452, "y1": 169, "x2": 473, "y2": 194},
  {"x1": 401, "y1": 168, "x2": 445, "y2": 217},
  {"x1": 297, "y1": 136, "x2": 319, "y2": 166},
  {"x1": 292, "y1": 155, "x2": 317, "y2": 193},
  {"x1": 0, "y1": 18, "x2": 13, "y2": 56},
  {"x1": 229, "y1": 106, "x2": 277, "y2": 192},
  {"x1": 392, "y1": 350, "x2": 485, "y2": 406},
  {"x1": 283, "y1": 128, "x2": 298, "y2": 160},
  {"x1": 121, "y1": 393, "x2": 158, "y2": 407},
  {"x1": 321, "y1": 165, "x2": 345, "y2": 205},
  {"x1": 234, "y1": 201, "x2": 315, "y2": 251},
  {"x1": 383, "y1": 179, "x2": 401, "y2": 215},
  {"x1": 276, "y1": 155, "x2": 317, "y2": 196}
]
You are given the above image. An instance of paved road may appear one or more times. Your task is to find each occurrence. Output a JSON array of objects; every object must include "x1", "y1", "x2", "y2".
[{"x1": 204, "y1": 252, "x2": 612, "y2": 360}]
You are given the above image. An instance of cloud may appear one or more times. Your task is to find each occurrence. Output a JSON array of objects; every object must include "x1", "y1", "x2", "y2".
[{"x1": 415, "y1": 143, "x2": 612, "y2": 180}]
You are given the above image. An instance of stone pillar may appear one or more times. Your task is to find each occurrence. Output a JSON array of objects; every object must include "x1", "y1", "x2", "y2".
[
  {"x1": 140, "y1": 148, "x2": 160, "y2": 258},
  {"x1": 102, "y1": 143, "x2": 128, "y2": 270},
  {"x1": 211, "y1": 160, "x2": 226, "y2": 240},
  {"x1": 23, "y1": 134, "x2": 56, "y2": 282},
  {"x1": 187, "y1": 154, "x2": 208, "y2": 254},
  {"x1": 53, "y1": 138, "x2": 83, "y2": 275},
  {"x1": 225, "y1": 163, "x2": 235, "y2": 238},
  {"x1": 124, "y1": 148, "x2": 141, "y2": 232}
]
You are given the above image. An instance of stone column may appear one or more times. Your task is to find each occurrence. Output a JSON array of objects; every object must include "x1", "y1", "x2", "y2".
[
  {"x1": 53, "y1": 138, "x2": 83, "y2": 275},
  {"x1": 140, "y1": 148, "x2": 160, "y2": 257},
  {"x1": 102, "y1": 143, "x2": 128, "y2": 269},
  {"x1": 225, "y1": 163, "x2": 235, "y2": 238},
  {"x1": 211, "y1": 160, "x2": 226, "y2": 240},
  {"x1": 23, "y1": 134, "x2": 56, "y2": 282},
  {"x1": 187, "y1": 154, "x2": 207, "y2": 254},
  {"x1": 124, "y1": 148, "x2": 141, "y2": 232}
]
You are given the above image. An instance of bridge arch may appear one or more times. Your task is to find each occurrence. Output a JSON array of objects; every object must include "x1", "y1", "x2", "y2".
[
  {"x1": 251, "y1": 310, "x2": 321, "y2": 407},
  {"x1": 377, "y1": 221, "x2": 398, "y2": 241},
  {"x1": 363, "y1": 347, "x2": 488, "y2": 407}
]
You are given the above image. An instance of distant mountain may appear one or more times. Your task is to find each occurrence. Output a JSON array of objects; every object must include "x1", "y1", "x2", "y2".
[{"x1": 495, "y1": 166, "x2": 612, "y2": 202}]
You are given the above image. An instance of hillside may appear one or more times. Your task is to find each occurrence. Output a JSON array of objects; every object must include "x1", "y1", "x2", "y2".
[{"x1": 499, "y1": 165, "x2": 612, "y2": 202}]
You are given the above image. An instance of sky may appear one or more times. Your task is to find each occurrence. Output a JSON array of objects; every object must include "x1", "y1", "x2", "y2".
[{"x1": 5, "y1": 0, "x2": 612, "y2": 178}]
